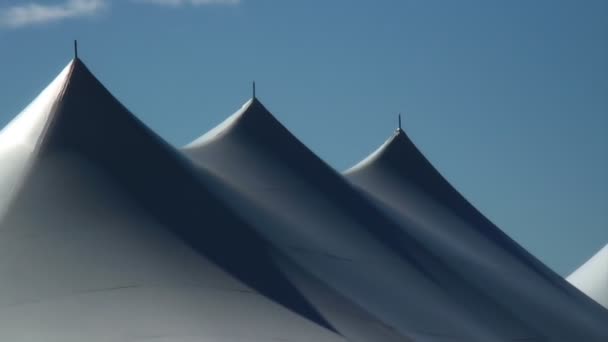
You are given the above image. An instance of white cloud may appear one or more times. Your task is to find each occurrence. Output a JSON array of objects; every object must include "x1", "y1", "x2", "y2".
[
  {"x1": 0, "y1": 0, "x2": 107, "y2": 28},
  {"x1": 134, "y1": 0, "x2": 240, "y2": 7}
]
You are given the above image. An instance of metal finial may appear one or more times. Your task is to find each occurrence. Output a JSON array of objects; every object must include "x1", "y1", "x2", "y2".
[
  {"x1": 74, "y1": 40, "x2": 78, "y2": 59},
  {"x1": 252, "y1": 81, "x2": 256, "y2": 99},
  {"x1": 398, "y1": 113, "x2": 402, "y2": 130}
]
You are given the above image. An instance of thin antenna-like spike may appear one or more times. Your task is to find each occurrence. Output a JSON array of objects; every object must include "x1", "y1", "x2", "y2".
[
  {"x1": 252, "y1": 81, "x2": 256, "y2": 99},
  {"x1": 398, "y1": 113, "x2": 402, "y2": 130},
  {"x1": 74, "y1": 40, "x2": 78, "y2": 59}
]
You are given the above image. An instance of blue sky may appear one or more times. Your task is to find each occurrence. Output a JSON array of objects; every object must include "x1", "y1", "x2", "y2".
[{"x1": 0, "y1": 0, "x2": 606, "y2": 276}]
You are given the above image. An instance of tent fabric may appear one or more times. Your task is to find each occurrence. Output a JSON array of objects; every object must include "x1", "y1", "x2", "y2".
[
  {"x1": 344, "y1": 128, "x2": 608, "y2": 340},
  {"x1": 568, "y1": 243, "x2": 608, "y2": 309},
  {"x1": 0, "y1": 58, "x2": 607, "y2": 341},
  {"x1": 0, "y1": 59, "x2": 343, "y2": 342}
]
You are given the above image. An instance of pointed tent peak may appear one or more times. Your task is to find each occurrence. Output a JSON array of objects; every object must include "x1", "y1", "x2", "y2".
[
  {"x1": 231, "y1": 96, "x2": 272, "y2": 120},
  {"x1": 57, "y1": 57, "x2": 104, "y2": 95},
  {"x1": 0, "y1": 59, "x2": 76, "y2": 148},
  {"x1": 345, "y1": 111, "x2": 412, "y2": 173},
  {"x1": 185, "y1": 96, "x2": 279, "y2": 148},
  {"x1": 345, "y1": 124, "x2": 416, "y2": 174},
  {"x1": 70, "y1": 54, "x2": 89, "y2": 71},
  {"x1": 0, "y1": 56, "x2": 122, "y2": 193},
  {"x1": 237, "y1": 95, "x2": 273, "y2": 120},
  {"x1": 246, "y1": 95, "x2": 272, "y2": 113},
  {"x1": 1, "y1": 56, "x2": 148, "y2": 159}
]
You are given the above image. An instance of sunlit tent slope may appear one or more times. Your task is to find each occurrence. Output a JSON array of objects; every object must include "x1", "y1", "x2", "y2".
[
  {"x1": 568, "y1": 243, "x2": 608, "y2": 309},
  {"x1": 183, "y1": 99, "x2": 574, "y2": 341},
  {"x1": 0, "y1": 59, "x2": 353, "y2": 342},
  {"x1": 345, "y1": 127, "x2": 608, "y2": 340}
]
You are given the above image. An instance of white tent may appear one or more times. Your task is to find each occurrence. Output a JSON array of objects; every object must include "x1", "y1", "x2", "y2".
[
  {"x1": 344, "y1": 127, "x2": 608, "y2": 340},
  {"x1": 184, "y1": 98, "x2": 513, "y2": 341},
  {"x1": 184, "y1": 98, "x2": 608, "y2": 341},
  {"x1": 0, "y1": 59, "x2": 348, "y2": 342},
  {"x1": 1, "y1": 57, "x2": 607, "y2": 341}
]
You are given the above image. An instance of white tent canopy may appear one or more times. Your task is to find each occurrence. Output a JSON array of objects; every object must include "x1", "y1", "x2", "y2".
[
  {"x1": 1, "y1": 58, "x2": 607, "y2": 341},
  {"x1": 0, "y1": 59, "x2": 346, "y2": 342},
  {"x1": 344, "y1": 127, "x2": 608, "y2": 340}
]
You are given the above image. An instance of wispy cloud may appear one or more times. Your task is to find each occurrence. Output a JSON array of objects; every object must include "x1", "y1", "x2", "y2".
[
  {"x1": 0, "y1": 0, "x2": 107, "y2": 28},
  {"x1": 134, "y1": 0, "x2": 240, "y2": 7}
]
